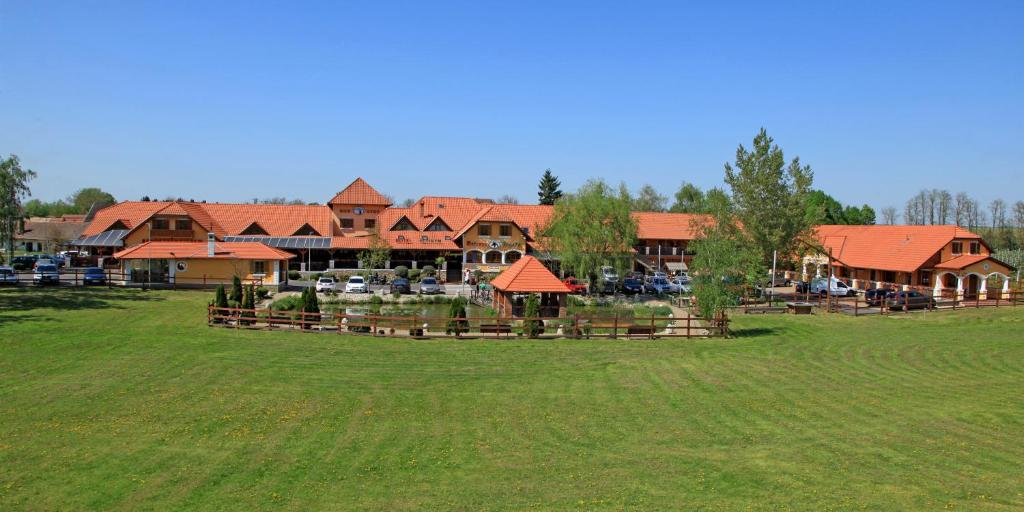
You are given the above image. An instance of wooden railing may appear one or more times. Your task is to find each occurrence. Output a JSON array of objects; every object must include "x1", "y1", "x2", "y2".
[
  {"x1": 742, "y1": 286, "x2": 1022, "y2": 316},
  {"x1": 207, "y1": 306, "x2": 729, "y2": 339}
]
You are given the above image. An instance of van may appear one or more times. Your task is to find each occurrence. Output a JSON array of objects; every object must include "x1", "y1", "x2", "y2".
[{"x1": 810, "y1": 276, "x2": 853, "y2": 296}]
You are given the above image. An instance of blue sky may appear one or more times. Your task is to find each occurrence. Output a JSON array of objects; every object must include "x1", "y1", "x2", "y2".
[{"x1": 2, "y1": 1, "x2": 1022, "y2": 213}]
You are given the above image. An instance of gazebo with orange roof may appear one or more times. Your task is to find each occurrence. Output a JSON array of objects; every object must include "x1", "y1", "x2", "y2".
[{"x1": 488, "y1": 255, "x2": 571, "y2": 318}]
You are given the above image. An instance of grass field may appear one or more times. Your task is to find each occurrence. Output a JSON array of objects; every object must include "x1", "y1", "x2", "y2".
[{"x1": 1, "y1": 288, "x2": 1022, "y2": 510}]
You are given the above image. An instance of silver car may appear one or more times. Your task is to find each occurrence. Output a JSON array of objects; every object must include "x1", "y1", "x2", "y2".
[{"x1": 419, "y1": 277, "x2": 442, "y2": 295}]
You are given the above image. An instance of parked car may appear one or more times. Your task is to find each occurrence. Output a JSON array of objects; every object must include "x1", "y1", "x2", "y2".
[
  {"x1": 621, "y1": 278, "x2": 645, "y2": 295},
  {"x1": 794, "y1": 280, "x2": 810, "y2": 294},
  {"x1": 82, "y1": 267, "x2": 107, "y2": 286},
  {"x1": 765, "y1": 272, "x2": 791, "y2": 287},
  {"x1": 11, "y1": 255, "x2": 37, "y2": 271},
  {"x1": 649, "y1": 271, "x2": 668, "y2": 280},
  {"x1": 390, "y1": 277, "x2": 411, "y2": 295},
  {"x1": 419, "y1": 277, "x2": 442, "y2": 295},
  {"x1": 33, "y1": 264, "x2": 60, "y2": 285},
  {"x1": 887, "y1": 290, "x2": 934, "y2": 310},
  {"x1": 33, "y1": 258, "x2": 55, "y2": 270},
  {"x1": 668, "y1": 277, "x2": 691, "y2": 294},
  {"x1": 315, "y1": 276, "x2": 337, "y2": 292},
  {"x1": 646, "y1": 277, "x2": 673, "y2": 294},
  {"x1": 595, "y1": 280, "x2": 616, "y2": 295},
  {"x1": 864, "y1": 288, "x2": 892, "y2": 307},
  {"x1": 345, "y1": 275, "x2": 368, "y2": 294},
  {"x1": 810, "y1": 277, "x2": 854, "y2": 297},
  {"x1": 600, "y1": 266, "x2": 619, "y2": 284},
  {"x1": 0, "y1": 265, "x2": 18, "y2": 285},
  {"x1": 562, "y1": 277, "x2": 588, "y2": 294}
]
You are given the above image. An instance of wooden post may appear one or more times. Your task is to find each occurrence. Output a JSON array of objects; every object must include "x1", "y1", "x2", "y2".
[
  {"x1": 650, "y1": 314, "x2": 655, "y2": 340},
  {"x1": 686, "y1": 315, "x2": 691, "y2": 338},
  {"x1": 612, "y1": 313, "x2": 618, "y2": 340}
]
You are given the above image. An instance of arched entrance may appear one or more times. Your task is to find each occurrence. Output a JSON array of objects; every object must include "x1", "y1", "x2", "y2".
[{"x1": 964, "y1": 274, "x2": 980, "y2": 299}]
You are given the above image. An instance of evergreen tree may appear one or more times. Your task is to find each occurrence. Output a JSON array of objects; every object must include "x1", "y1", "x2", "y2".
[
  {"x1": 213, "y1": 284, "x2": 228, "y2": 324},
  {"x1": 230, "y1": 276, "x2": 243, "y2": 304},
  {"x1": 446, "y1": 296, "x2": 469, "y2": 335},
  {"x1": 537, "y1": 169, "x2": 563, "y2": 205},
  {"x1": 240, "y1": 284, "x2": 255, "y2": 325},
  {"x1": 523, "y1": 293, "x2": 542, "y2": 338}
]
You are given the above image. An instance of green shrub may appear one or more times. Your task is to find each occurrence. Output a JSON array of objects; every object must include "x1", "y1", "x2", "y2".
[
  {"x1": 255, "y1": 287, "x2": 270, "y2": 301},
  {"x1": 287, "y1": 270, "x2": 301, "y2": 280},
  {"x1": 421, "y1": 265, "x2": 436, "y2": 277},
  {"x1": 394, "y1": 265, "x2": 409, "y2": 278},
  {"x1": 369, "y1": 294, "x2": 384, "y2": 305},
  {"x1": 408, "y1": 268, "x2": 421, "y2": 281},
  {"x1": 230, "y1": 276, "x2": 242, "y2": 303},
  {"x1": 272, "y1": 295, "x2": 303, "y2": 311},
  {"x1": 446, "y1": 296, "x2": 469, "y2": 335},
  {"x1": 523, "y1": 293, "x2": 542, "y2": 338}
]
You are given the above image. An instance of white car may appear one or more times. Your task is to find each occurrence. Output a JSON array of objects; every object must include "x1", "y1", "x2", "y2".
[
  {"x1": 810, "y1": 277, "x2": 853, "y2": 296},
  {"x1": 600, "y1": 266, "x2": 619, "y2": 283},
  {"x1": 668, "y1": 277, "x2": 691, "y2": 294},
  {"x1": 345, "y1": 275, "x2": 368, "y2": 294},
  {"x1": 0, "y1": 265, "x2": 18, "y2": 285},
  {"x1": 315, "y1": 276, "x2": 336, "y2": 292}
]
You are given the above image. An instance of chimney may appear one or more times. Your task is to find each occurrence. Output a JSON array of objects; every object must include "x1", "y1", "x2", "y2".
[
  {"x1": 419, "y1": 200, "x2": 425, "y2": 218},
  {"x1": 208, "y1": 232, "x2": 215, "y2": 257}
]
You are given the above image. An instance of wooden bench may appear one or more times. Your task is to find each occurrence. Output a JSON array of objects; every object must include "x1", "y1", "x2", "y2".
[
  {"x1": 745, "y1": 306, "x2": 787, "y2": 314},
  {"x1": 786, "y1": 302, "x2": 814, "y2": 315},
  {"x1": 479, "y1": 323, "x2": 513, "y2": 335},
  {"x1": 626, "y1": 325, "x2": 657, "y2": 338}
]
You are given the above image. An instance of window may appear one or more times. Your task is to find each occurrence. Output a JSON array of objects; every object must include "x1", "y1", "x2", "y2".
[
  {"x1": 478, "y1": 224, "x2": 491, "y2": 237},
  {"x1": 152, "y1": 219, "x2": 169, "y2": 230},
  {"x1": 969, "y1": 242, "x2": 980, "y2": 255},
  {"x1": 920, "y1": 271, "x2": 931, "y2": 286},
  {"x1": 241, "y1": 223, "x2": 268, "y2": 235},
  {"x1": 391, "y1": 217, "x2": 417, "y2": 231},
  {"x1": 951, "y1": 242, "x2": 963, "y2": 254},
  {"x1": 485, "y1": 250, "x2": 503, "y2": 264},
  {"x1": 881, "y1": 271, "x2": 896, "y2": 283},
  {"x1": 505, "y1": 251, "x2": 521, "y2": 264},
  {"x1": 870, "y1": 270, "x2": 877, "y2": 281},
  {"x1": 499, "y1": 224, "x2": 512, "y2": 237},
  {"x1": 252, "y1": 261, "x2": 266, "y2": 274},
  {"x1": 292, "y1": 223, "x2": 321, "y2": 236},
  {"x1": 340, "y1": 218, "x2": 354, "y2": 229},
  {"x1": 364, "y1": 219, "x2": 376, "y2": 229},
  {"x1": 174, "y1": 219, "x2": 191, "y2": 230},
  {"x1": 465, "y1": 250, "x2": 483, "y2": 263},
  {"x1": 425, "y1": 218, "x2": 451, "y2": 231}
]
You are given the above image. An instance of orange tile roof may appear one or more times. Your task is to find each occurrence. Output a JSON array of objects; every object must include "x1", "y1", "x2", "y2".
[
  {"x1": 330, "y1": 236, "x2": 372, "y2": 250},
  {"x1": 814, "y1": 225, "x2": 984, "y2": 273},
  {"x1": 83, "y1": 201, "x2": 337, "y2": 239},
  {"x1": 490, "y1": 255, "x2": 571, "y2": 293},
  {"x1": 934, "y1": 254, "x2": 1015, "y2": 271},
  {"x1": 113, "y1": 241, "x2": 294, "y2": 260},
  {"x1": 328, "y1": 178, "x2": 392, "y2": 206},
  {"x1": 632, "y1": 212, "x2": 710, "y2": 240}
]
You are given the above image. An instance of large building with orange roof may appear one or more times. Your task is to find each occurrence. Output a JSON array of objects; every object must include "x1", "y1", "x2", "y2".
[
  {"x1": 804, "y1": 224, "x2": 1016, "y2": 299},
  {"x1": 75, "y1": 177, "x2": 711, "y2": 285}
]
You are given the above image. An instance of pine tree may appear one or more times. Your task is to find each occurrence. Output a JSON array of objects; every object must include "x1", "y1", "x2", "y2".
[
  {"x1": 230, "y1": 276, "x2": 243, "y2": 304},
  {"x1": 537, "y1": 169, "x2": 563, "y2": 205},
  {"x1": 213, "y1": 285, "x2": 228, "y2": 323},
  {"x1": 240, "y1": 284, "x2": 255, "y2": 325},
  {"x1": 446, "y1": 296, "x2": 469, "y2": 335},
  {"x1": 523, "y1": 293, "x2": 542, "y2": 338}
]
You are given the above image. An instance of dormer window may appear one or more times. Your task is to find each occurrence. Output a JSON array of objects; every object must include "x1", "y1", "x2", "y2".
[
  {"x1": 152, "y1": 219, "x2": 170, "y2": 230},
  {"x1": 969, "y1": 242, "x2": 980, "y2": 255},
  {"x1": 424, "y1": 217, "x2": 451, "y2": 232},
  {"x1": 499, "y1": 224, "x2": 512, "y2": 237},
  {"x1": 420, "y1": 235, "x2": 428, "y2": 242},
  {"x1": 391, "y1": 216, "x2": 417, "y2": 231},
  {"x1": 478, "y1": 223, "x2": 491, "y2": 237},
  {"x1": 292, "y1": 223, "x2": 321, "y2": 236},
  {"x1": 951, "y1": 242, "x2": 963, "y2": 255},
  {"x1": 240, "y1": 222, "x2": 269, "y2": 236}
]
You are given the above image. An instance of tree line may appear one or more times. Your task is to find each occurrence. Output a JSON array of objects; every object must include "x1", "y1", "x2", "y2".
[{"x1": 885, "y1": 189, "x2": 1024, "y2": 250}]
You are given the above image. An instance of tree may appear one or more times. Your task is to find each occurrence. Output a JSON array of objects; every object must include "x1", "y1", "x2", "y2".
[
  {"x1": 669, "y1": 182, "x2": 705, "y2": 213},
  {"x1": 357, "y1": 231, "x2": 392, "y2": 270},
  {"x1": 631, "y1": 184, "x2": 667, "y2": 212},
  {"x1": 537, "y1": 169, "x2": 563, "y2": 205},
  {"x1": 954, "y1": 192, "x2": 971, "y2": 226},
  {"x1": 394, "y1": 265, "x2": 409, "y2": 278},
  {"x1": 496, "y1": 194, "x2": 519, "y2": 205},
  {"x1": 858, "y1": 204, "x2": 876, "y2": 225},
  {"x1": 541, "y1": 179, "x2": 637, "y2": 284},
  {"x1": 69, "y1": 188, "x2": 115, "y2": 212},
  {"x1": 399, "y1": 198, "x2": 416, "y2": 208},
  {"x1": 213, "y1": 284, "x2": 229, "y2": 323},
  {"x1": 688, "y1": 193, "x2": 761, "y2": 321},
  {"x1": 230, "y1": 275, "x2": 243, "y2": 304},
  {"x1": 990, "y1": 199, "x2": 1007, "y2": 229},
  {"x1": 936, "y1": 190, "x2": 953, "y2": 224},
  {"x1": 805, "y1": 190, "x2": 845, "y2": 224},
  {"x1": 723, "y1": 128, "x2": 814, "y2": 268},
  {"x1": 301, "y1": 286, "x2": 320, "y2": 329},
  {"x1": 0, "y1": 155, "x2": 36, "y2": 263},
  {"x1": 240, "y1": 284, "x2": 255, "y2": 325},
  {"x1": 522, "y1": 293, "x2": 542, "y2": 338},
  {"x1": 881, "y1": 206, "x2": 898, "y2": 225},
  {"x1": 446, "y1": 296, "x2": 469, "y2": 335}
]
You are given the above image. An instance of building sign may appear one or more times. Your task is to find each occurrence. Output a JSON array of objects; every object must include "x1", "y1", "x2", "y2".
[{"x1": 465, "y1": 239, "x2": 521, "y2": 250}]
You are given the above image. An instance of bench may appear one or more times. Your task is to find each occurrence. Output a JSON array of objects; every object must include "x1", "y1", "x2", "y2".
[
  {"x1": 786, "y1": 302, "x2": 814, "y2": 315},
  {"x1": 626, "y1": 325, "x2": 657, "y2": 338},
  {"x1": 745, "y1": 306, "x2": 787, "y2": 314},
  {"x1": 479, "y1": 323, "x2": 513, "y2": 335}
]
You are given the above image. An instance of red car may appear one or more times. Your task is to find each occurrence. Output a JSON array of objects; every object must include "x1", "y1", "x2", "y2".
[{"x1": 562, "y1": 277, "x2": 588, "y2": 294}]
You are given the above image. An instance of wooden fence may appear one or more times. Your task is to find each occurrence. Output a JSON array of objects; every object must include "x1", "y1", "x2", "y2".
[
  {"x1": 207, "y1": 306, "x2": 729, "y2": 339},
  {"x1": 740, "y1": 287, "x2": 1023, "y2": 316}
]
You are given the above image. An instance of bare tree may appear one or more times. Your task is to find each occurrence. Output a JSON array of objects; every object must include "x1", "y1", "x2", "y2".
[
  {"x1": 926, "y1": 189, "x2": 938, "y2": 225},
  {"x1": 936, "y1": 190, "x2": 953, "y2": 224},
  {"x1": 954, "y1": 192, "x2": 971, "y2": 226},
  {"x1": 989, "y1": 199, "x2": 1007, "y2": 229},
  {"x1": 881, "y1": 206, "x2": 898, "y2": 225},
  {"x1": 496, "y1": 194, "x2": 520, "y2": 205}
]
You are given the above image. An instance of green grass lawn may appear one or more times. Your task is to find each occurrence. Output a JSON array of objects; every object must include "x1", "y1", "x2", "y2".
[{"x1": 1, "y1": 288, "x2": 1022, "y2": 510}]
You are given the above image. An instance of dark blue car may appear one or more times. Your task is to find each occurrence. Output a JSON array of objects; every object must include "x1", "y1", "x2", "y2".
[
  {"x1": 83, "y1": 267, "x2": 107, "y2": 285},
  {"x1": 621, "y1": 278, "x2": 645, "y2": 295}
]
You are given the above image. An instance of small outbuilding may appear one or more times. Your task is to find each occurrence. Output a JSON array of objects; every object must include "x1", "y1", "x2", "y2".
[
  {"x1": 113, "y1": 240, "x2": 294, "y2": 288},
  {"x1": 489, "y1": 255, "x2": 571, "y2": 318}
]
